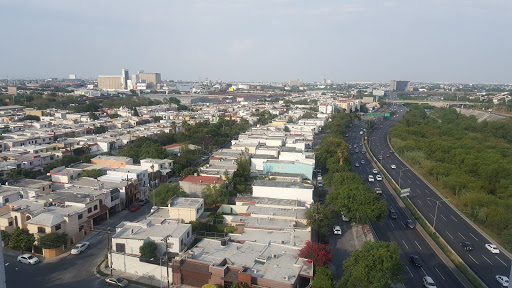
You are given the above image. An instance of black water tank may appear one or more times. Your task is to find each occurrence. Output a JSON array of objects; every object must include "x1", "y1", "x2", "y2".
[{"x1": 221, "y1": 239, "x2": 227, "y2": 246}]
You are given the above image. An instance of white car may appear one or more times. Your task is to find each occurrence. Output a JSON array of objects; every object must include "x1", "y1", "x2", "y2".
[
  {"x1": 71, "y1": 242, "x2": 90, "y2": 254},
  {"x1": 372, "y1": 169, "x2": 378, "y2": 174},
  {"x1": 496, "y1": 275, "x2": 509, "y2": 287},
  {"x1": 341, "y1": 214, "x2": 350, "y2": 222},
  {"x1": 423, "y1": 276, "x2": 437, "y2": 288},
  {"x1": 333, "y1": 226, "x2": 342, "y2": 235},
  {"x1": 375, "y1": 188, "x2": 382, "y2": 195},
  {"x1": 368, "y1": 175, "x2": 374, "y2": 182},
  {"x1": 17, "y1": 254, "x2": 39, "y2": 265},
  {"x1": 360, "y1": 160, "x2": 365, "y2": 164},
  {"x1": 376, "y1": 175, "x2": 383, "y2": 181},
  {"x1": 391, "y1": 164, "x2": 396, "y2": 169},
  {"x1": 485, "y1": 244, "x2": 499, "y2": 254}
]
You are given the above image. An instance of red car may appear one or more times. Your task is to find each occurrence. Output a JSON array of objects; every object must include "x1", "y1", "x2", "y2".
[
  {"x1": 386, "y1": 154, "x2": 390, "y2": 157},
  {"x1": 129, "y1": 203, "x2": 142, "y2": 212}
]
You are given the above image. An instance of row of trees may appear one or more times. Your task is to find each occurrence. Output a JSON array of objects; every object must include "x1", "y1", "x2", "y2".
[
  {"x1": 389, "y1": 105, "x2": 512, "y2": 250},
  {"x1": 2, "y1": 228, "x2": 68, "y2": 253}
]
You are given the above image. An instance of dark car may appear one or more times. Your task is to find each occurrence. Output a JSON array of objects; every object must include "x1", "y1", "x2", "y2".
[
  {"x1": 406, "y1": 219, "x2": 415, "y2": 229},
  {"x1": 460, "y1": 242, "x2": 474, "y2": 251},
  {"x1": 410, "y1": 255, "x2": 422, "y2": 267},
  {"x1": 129, "y1": 203, "x2": 142, "y2": 212},
  {"x1": 137, "y1": 199, "x2": 149, "y2": 206}
]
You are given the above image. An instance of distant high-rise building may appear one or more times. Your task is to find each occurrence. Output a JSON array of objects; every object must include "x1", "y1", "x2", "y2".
[
  {"x1": 69, "y1": 74, "x2": 76, "y2": 80},
  {"x1": 98, "y1": 75, "x2": 123, "y2": 90},
  {"x1": 137, "y1": 72, "x2": 161, "y2": 90},
  {"x1": 121, "y1": 69, "x2": 129, "y2": 90},
  {"x1": 390, "y1": 80, "x2": 410, "y2": 92}
]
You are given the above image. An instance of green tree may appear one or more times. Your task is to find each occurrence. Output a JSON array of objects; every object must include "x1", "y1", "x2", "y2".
[
  {"x1": 230, "y1": 282, "x2": 249, "y2": 288},
  {"x1": 284, "y1": 125, "x2": 291, "y2": 132},
  {"x1": 201, "y1": 284, "x2": 218, "y2": 288},
  {"x1": 168, "y1": 97, "x2": 181, "y2": 105},
  {"x1": 340, "y1": 241, "x2": 404, "y2": 288},
  {"x1": 151, "y1": 116, "x2": 163, "y2": 122},
  {"x1": 8, "y1": 227, "x2": 35, "y2": 253},
  {"x1": 232, "y1": 155, "x2": 251, "y2": 194},
  {"x1": 79, "y1": 169, "x2": 104, "y2": 179},
  {"x1": 88, "y1": 112, "x2": 99, "y2": 120},
  {"x1": 139, "y1": 240, "x2": 158, "y2": 260},
  {"x1": 312, "y1": 266, "x2": 333, "y2": 288},
  {"x1": 132, "y1": 107, "x2": 139, "y2": 116},
  {"x1": 6, "y1": 168, "x2": 37, "y2": 180},
  {"x1": 39, "y1": 232, "x2": 68, "y2": 249},
  {"x1": 23, "y1": 115, "x2": 40, "y2": 121},
  {"x1": 201, "y1": 184, "x2": 228, "y2": 206},
  {"x1": 108, "y1": 113, "x2": 120, "y2": 119},
  {"x1": 305, "y1": 203, "x2": 334, "y2": 241},
  {"x1": 1, "y1": 230, "x2": 10, "y2": 245},
  {"x1": 150, "y1": 184, "x2": 186, "y2": 206}
]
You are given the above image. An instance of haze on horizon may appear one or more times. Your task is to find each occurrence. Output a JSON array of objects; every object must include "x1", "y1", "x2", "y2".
[{"x1": 1, "y1": 0, "x2": 511, "y2": 84}]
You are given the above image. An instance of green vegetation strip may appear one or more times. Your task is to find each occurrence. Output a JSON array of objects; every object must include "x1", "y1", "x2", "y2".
[{"x1": 372, "y1": 145, "x2": 486, "y2": 288}]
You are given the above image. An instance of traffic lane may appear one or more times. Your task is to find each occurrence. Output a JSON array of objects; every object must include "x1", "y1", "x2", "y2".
[
  {"x1": 329, "y1": 221, "x2": 358, "y2": 281},
  {"x1": 373, "y1": 125, "x2": 512, "y2": 286}
]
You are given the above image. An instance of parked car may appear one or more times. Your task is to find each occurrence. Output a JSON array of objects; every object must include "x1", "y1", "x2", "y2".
[
  {"x1": 410, "y1": 255, "x2": 422, "y2": 267},
  {"x1": 376, "y1": 175, "x2": 383, "y2": 181},
  {"x1": 137, "y1": 199, "x2": 149, "y2": 206},
  {"x1": 105, "y1": 277, "x2": 129, "y2": 287},
  {"x1": 71, "y1": 242, "x2": 90, "y2": 254},
  {"x1": 423, "y1": 276, "x2": 437, "y2": 288},
  {"x1": 333, "y1": 226, "x2": 342, "y2": 235},
  {"x1": 150, "y1": 206, "x2": 158, "y2": 213},
  {"x1": 17, "y1": 254, "x2": 39, "y2": 265},
  {"x1": 129, "y1": 203, "x2": 142, "y2": 212},
  {"x1": 460, "y1": 241, "x2": 474, "y2": 251},
  {"x1": 386, "y1": 154, "x2": 390, "y2": 157},
  {"x1": 406, "y1": 220, "x2": 415, "y2": 229},
  {"x1": 485, "y1": 244, "x2": 500, "y2": 254},
  {"x1": 496, "y1": 275, "x2": 509, "y2": 287}
]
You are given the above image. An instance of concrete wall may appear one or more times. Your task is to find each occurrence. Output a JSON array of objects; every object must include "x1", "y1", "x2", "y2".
[
  {"x1": 43, "y1": 245, "x2": 65, "y2": 258},
  {"x1": 263, "y1": 162, "x2": 314, "y2": 180},
  {"x1": 110, "y1": 253, "x2": 171, "y2": 285}
]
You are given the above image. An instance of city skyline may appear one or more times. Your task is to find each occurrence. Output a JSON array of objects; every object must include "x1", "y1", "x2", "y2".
[{"x1": 1, "y1": 0, "x2": 511, "y2": 83}]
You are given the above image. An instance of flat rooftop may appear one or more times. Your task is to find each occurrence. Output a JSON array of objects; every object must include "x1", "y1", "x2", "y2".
[
  {"x1": 169, "y1": 197, "x2": 203, "y2": 209},
  {"x1": 235, "y1": 196, "x2": 308, "y2": 208},
  {"x1": 190, "y1": 239, "x2": 312, "y2": 284},
  {"x1": 252, "y1": 180, "x2": 313, "y2": 189},
  {"x1": 230, "y1": 228, "x2": 310, "y2": 247},
  {"x1": 114, "y1": 219, "x2": 190, "y2": 240}
]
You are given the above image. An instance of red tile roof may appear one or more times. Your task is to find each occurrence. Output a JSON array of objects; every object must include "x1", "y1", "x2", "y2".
[
  {"x1": 180, "y1": 175, "x2": 224, "y2": 184},
  {"x1": 163, "y1": 143, "x2": 181, "y2": 149}
]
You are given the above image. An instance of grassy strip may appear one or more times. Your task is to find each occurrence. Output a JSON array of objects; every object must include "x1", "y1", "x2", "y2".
[
  {"x1": 96, "y1": 260, "x2": 110, "y2": 277},
  {"x1": 365, "y1": 141, "x2": 485, "y2": 288}
]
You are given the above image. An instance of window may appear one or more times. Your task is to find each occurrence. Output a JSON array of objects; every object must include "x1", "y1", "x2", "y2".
[
  {"x1": 187, "y1": 231, "x2": 190, "y2": 238},
  {"x1": 78, "y1": 213, "x2": 83, "y2": 220},
  {"x1": 4, "y1": 198, "x2": 8, "y2": 203},
  {"x1": 55, "y1": 223, "x2": 61, "y2": 231},
  {"x1": 94, "y1": 205, "x2": 98, "y2": 211},
  {"x1": 88, "y1": 207, "x2": 92, "y2": 214},
  {"x1": 115, "y1": 243, "x2": 126, "y2": 253},
  {"x1": 99, "y1": 199, "x2": 103, "y2": 206},
  {"x1": 8, "y1": 221, "x2": 13, "y2": 226},
  {"x1": 26, "y1": 215, "x2": 31, "y2": 221},
  {"x1": 37, "y1": 227, "x2": 46, "y2": 234},
  {"x1": 79, "y1": 225, "x2": 84, "y2": 232}
]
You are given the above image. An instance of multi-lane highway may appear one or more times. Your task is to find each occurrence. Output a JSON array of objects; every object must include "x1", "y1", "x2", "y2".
[
  {"x1": 346, "y1": 110, "x2": 465, "y2": 288},
  {"x1": 367, "y1": 103, "x2": 512, "y2": 288}
]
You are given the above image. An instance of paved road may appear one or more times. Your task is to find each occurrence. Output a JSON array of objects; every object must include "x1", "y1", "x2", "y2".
[
  {"x1": 368, "y1": 104, "x2": 512, "y2": 287},
  {"x1": 348, "y1": 112, "x2": 465, "y2": 288},
  {"x1": 5, "y1": 207, "x2": 149, "y2": 288}
]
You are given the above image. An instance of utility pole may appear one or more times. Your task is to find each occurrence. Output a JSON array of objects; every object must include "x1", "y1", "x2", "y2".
[
  {"x1": 427, "y1": 198, "x2": 447, "y2": 231},
  {"x1": 163, "y1": 236, "x2": 170, "y2": 288},
  {"x1": 107, "y1": 228, "x2": 113, "y2": 276}
]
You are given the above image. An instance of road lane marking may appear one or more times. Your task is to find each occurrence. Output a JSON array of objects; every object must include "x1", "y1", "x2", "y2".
[
  {"x1": 469, "y1": 233, "x2": 478, "y2": 241},
  {"x1": 439, "y1": 214, "x2": 446, "y2": 221},
  {"x1": 482, "y1": 255, "x2": 493, "y2": 265},
  {"x1": 402, "y1": 240, "x2": 409, "y2": 249},
  {"x1": 435, "y1": 268, "x2": 445, "y2": 280},
  {"x1": 426, "y1": 200, "x2": 432, "y2": 206},
  {"x1": 416, "y1": 180, "x2": 420, "y2": 185},
  {"x1": 420, "y1": 267, "x2": 427, "y2": 275},
  {"x1": 406, "y1": 266, "x2": 414, "y2": 277},
  {"x1": 424, "y1": 189, "x2": 430, "y2": 195},
  {"x1": 458, "y1": 232, "x2": 466, "y2": 240},
  {"x1": 429, "y1": 213, "x2": 434, "y2": 219},
  {"x1": 468, "y1": 255, "x2": 479, "y2": 264},
  {"x1": 389, "y1": 221, "x2": 395, "y2": 227},
  {"x1": 495, "y1": 256, "x2": 507, "y2": 266},
  {"x1": 417, "y1": 199, "x2": 422, "y2": 205},
  {"x1": 451, "y1": 215, "x2": 458, "y2": 222},
  {"x1": 446, "y1": 231, "x2": 454, "y2": 239},
  {"x1": 415, "y1": 241, "x2": 422, "y2": 250},
  {"x1": 407, "y1": 179, "x2": 411, "y2": 183},
  {"x1": 401, "y1": 221, "x2": 406, "y2": 228}
]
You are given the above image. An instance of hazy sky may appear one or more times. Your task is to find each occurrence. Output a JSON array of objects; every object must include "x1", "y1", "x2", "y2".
[{"x1": 1, "y1": 0, "x2": 511, "y2": 83}]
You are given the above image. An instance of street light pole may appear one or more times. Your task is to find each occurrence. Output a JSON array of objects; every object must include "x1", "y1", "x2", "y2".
[
  {"x1": 399, "y1": 168, "x2": 409, "y2": 189},
  {"x1": 427, "y1": 198, "x2": 447, "y2": 231}
]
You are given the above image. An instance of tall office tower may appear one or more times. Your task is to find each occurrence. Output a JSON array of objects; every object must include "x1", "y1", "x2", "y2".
[
  {"x1": 69, "y1": 74, "x2": 76, "y2": 79},
  {"x1": 121, "y1": 69, "x2": 129, "y2": 90},
  {"x1": 390, "y1": 80, "x2": 410, "y2": 92},
  {"x1": 137, "y1": 72, "x2": 161, "y2": 90},
  {"x1": 98, "y1": 75, "x2": 123, "y2": 90}
]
